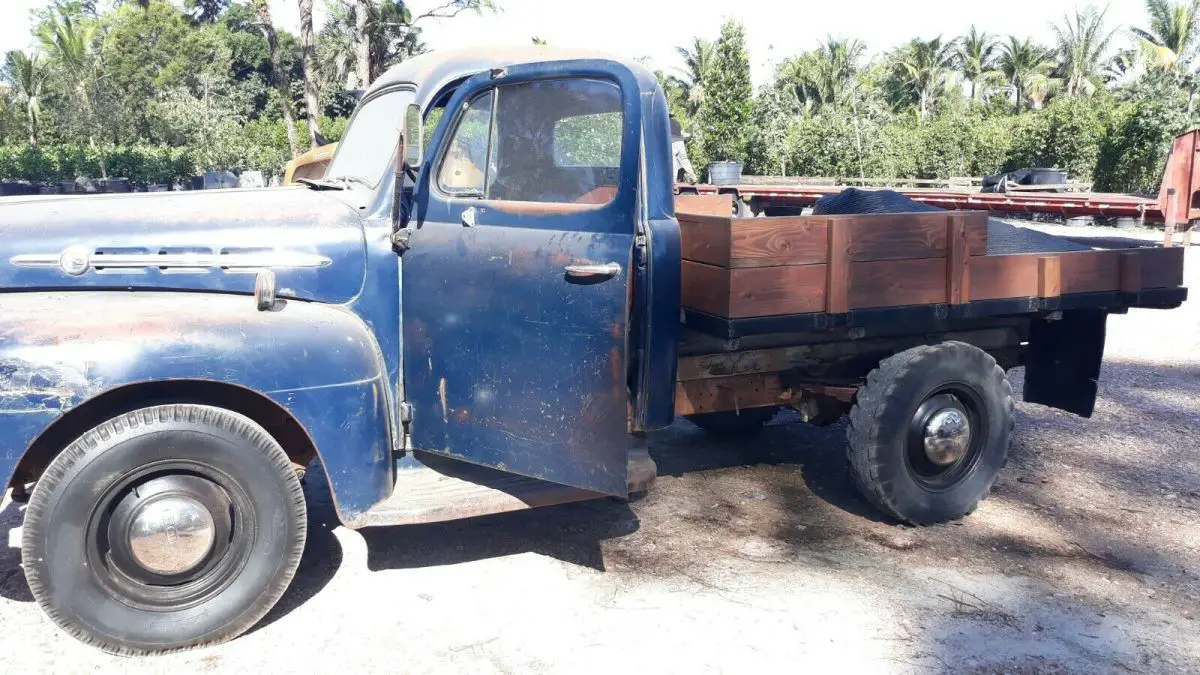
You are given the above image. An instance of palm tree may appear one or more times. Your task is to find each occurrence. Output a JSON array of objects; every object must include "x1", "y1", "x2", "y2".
[
  {"x1": 1132, "y1": 0, "x2": 1200, "y2": 70},
  {"x1": 323, "y1": 0, "x2": 493, "y2": 88},
  {"x1": 999, "y1": 36, "x2": 1054, "y2": 112},
  {"x1": 298, "y1": 0, "x2": 322, "y2": 146},
  {"x1": 1052, "y1": 5, "x2": 1117, "y2": 96},
  {"x1": 777, "y1": 37, "x2": 865, "y2": 113},
  {"x1": 37, "y1": 9, "x2": 108, "y2": 175},
  {"x1": 892, "y1": 36, "x2": 956, "y2": 120},
  {"x1": 4, "y1": 50, "x2": 48, "y2": 145},
  {"x1": 253, "y1": 0, "x2": 299, "y2": 157},
  {"x1": 672, "y1": 38, "x2": 713, "y2": 114},
  {"x1": 955, "y1": 26, "x2": 998, "y2": 101}
]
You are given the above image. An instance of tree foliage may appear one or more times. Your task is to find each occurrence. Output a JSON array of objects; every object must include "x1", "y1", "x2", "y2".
[{"x1": 696, "y1": 20, "x2": 752, "y2": 165}]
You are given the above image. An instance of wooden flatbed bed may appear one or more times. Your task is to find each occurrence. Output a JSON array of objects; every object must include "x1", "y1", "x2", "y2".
[{"x1": 672, "y1": 194, "x2": 1188, "y2": 420}]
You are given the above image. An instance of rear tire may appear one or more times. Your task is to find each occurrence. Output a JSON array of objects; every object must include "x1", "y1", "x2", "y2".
[
  {"x1": 21, "y1": 404, "x2": 306, "y2": 654},
  {"x1": 846, "y1": 342, "x2": 1013, "y2": 525},
  {"x1": 689, "y1": 407, "x2": 779, "y2": 436}
]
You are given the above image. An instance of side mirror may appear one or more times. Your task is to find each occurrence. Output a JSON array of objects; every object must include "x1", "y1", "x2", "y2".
[{"x1": 402, "y1": 103, "x2": 423, "y2": 171}]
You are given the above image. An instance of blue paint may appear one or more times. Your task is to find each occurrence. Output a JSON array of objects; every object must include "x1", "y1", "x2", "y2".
[
  {"x1": 0, "y1": 51, "x2": 684, "y2": 522},
  {"x1": 402, "y1": 61, "x2": 647, "y2": 496},
  {"x1": 0, "y1": 292, "x2": 392, "y2": 519}
]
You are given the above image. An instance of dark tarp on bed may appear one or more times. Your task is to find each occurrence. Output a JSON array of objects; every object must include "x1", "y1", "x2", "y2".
[{"x1": 811, "y1": 188, "x2": 1090, "y2": 256}]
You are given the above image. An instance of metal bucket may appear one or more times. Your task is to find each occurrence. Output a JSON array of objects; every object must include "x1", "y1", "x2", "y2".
[{"x1": 708, "y1": 161, "x2": 743, "y2": 186}]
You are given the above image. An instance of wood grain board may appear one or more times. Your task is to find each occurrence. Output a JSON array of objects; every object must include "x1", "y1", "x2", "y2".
[
  {"x1": 677, "y1": 211, "x2": 988, "y2": 268},
  {"x1": 677, "y1": 206, "x2": 1186, "y2": 320}
]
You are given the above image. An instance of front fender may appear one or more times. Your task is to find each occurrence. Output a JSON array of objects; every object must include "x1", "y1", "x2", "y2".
[{"x1": 0, "y1": 291, "x2": 393, "y2": 521}]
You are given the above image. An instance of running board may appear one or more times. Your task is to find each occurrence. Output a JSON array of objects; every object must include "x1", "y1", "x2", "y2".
[{"x1": 344, "y1": 450, "x2": 656, "y2": 528}]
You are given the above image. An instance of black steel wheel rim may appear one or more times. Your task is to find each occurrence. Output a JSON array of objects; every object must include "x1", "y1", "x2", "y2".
[
  {"x1": 904, "y1": 385, "x2": 988, "y2": 491},
  {"x1": 85, "y1": 459, "x2": 256, "y2": 611}
]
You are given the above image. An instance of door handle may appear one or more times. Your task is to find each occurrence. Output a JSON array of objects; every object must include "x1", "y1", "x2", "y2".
[{"x1": 564, "y1": 262, "x2": 622, "y2": 279}]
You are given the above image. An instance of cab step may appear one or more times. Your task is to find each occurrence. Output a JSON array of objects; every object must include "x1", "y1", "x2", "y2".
[{"x1": 344, "y1": 449, "x2": 655, "y2": 528}]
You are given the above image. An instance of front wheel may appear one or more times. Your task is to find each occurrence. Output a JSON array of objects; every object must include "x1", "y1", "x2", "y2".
[
  {"x1": 846, "y1": 342, "x2": 1014, "y2": 525},
  {"x1": 21, "y1": 404, "x2": 306, "y2": 654}
]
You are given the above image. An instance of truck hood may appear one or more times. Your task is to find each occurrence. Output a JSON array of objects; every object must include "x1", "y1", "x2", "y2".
[{"x1": 0, "y1": 187, "x2": 367, "y2": 304}]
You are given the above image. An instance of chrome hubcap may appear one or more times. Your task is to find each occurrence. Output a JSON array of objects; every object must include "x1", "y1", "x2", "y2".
[
  {"x1": 127, "y1": 495, "x2": 217, "y2": 576},
  {"x1": 923, "y1": 408, "x2": 971, "y2": 466}
]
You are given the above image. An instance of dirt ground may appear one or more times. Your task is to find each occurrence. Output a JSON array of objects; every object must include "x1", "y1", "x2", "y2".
[{"x1": 1, "y1": 226, "x2": 1197, "y2": 674}]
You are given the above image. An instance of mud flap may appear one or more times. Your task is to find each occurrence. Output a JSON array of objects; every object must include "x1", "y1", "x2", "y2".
[{"x1": 1023, "y1": 309, "x2": 1107, "y2": 418}]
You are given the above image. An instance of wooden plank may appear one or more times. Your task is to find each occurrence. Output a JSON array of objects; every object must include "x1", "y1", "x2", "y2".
[
  {"x1": 678, "y1": 210, "x2": 987, "y2": 269},
  {"x1": 674, "y1": 374, "x2": 795, "y2": 416},
  {"x1": 836, "y1": 210, "x2": 987, "y2": 261},
  {"x1": 726, "y1": 216, "x2": 828, "y2": 267},
  {"x1": 676, "y1": 193, "x2": 734, "y2": 217},
  {"x1": 726, "y1": 264, "x2": 827, "y2": 318},
  {"x1": 1038, "y1": 256, "x2": 1062, "y2": 297},
  {"x1": 826, "y1": 218, "x2": 850, "y2": 313},
  {"x1": 946, "y1": 213, "x2": 969, "y2": 304},
  {"x1": 680, "y1": 260, "x2": 731, "y2": 317},
  {"x1": 1138, "y1": 245, "x2": 1185, "y2": 288},
  {"x1": 969, "y1": 255, "x2": 1040, "y2": 300},
  {"x1": 678, "y1": 213, "x2": 732, "y2": 267},
  {"x1": 677, "y1": 346, "x2": 817, "y2": 381},
  {"x1": 1060, "y1": 250, "x2": 1121, "y2": 294},
  {"x1": 847, "y1": 258, "x2": 948, "y2": 309},
  {"x1": 1119, "y1": 251, "x2": 1142, "y2": 293}
]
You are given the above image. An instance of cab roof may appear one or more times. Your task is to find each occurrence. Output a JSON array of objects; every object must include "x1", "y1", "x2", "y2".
[{"x1": 365, "y1": 46, "x2": 652, "y2": 109}]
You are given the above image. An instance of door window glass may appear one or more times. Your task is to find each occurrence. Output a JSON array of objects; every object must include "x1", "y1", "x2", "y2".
[
  {"x1": 435, "y1": 78, "x2": 623, "y2": 205},
  {"x1": 437, "y1": 91, "x2": 493, "y2": 196}
]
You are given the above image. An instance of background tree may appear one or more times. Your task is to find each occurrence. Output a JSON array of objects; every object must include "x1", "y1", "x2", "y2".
[
  {"x1": 776, "y1": 37, "x2": 865, "y2": 113},
  {"x1": 670, "y1": 38, "x2": 713, "y2": 114},
  {"x1": 1132, "y1": 0, "x2": 1200, "y2": 70},
  {"x1": 696, "y1": 20, "x2": 753, "y2": 166},
  {"x1": 37, "y1": 6, "x2": 109, "y2": 174},
  {"x1": 298, "y1": 0, "x2": 322, "y2": 146},
  {"x1": 999, "y1": 36, "x2": 1054, "y2": 111},
  {"x1": 3, "y1": 51, "x2": 49, "y2": 145},
  {"x1": 1052, "y1": 5, "x2": 1116, "y2": 97},
  {"x1": 955, "y1": 26, "x2": 999, "y2": 101},
  {"x1": 184, "y1": 0, "x2": 231, "y2": 23},
  {"x1": 253, "y1": 0, "x2": 298, "y2": 157},
  {"x1": 888, "y1": 36, "x2": 956, "y2": 120}
]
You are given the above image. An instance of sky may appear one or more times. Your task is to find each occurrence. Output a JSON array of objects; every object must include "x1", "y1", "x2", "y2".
[{"x1": 1, "y1": 0, "x2": 1150, "y2": 86}]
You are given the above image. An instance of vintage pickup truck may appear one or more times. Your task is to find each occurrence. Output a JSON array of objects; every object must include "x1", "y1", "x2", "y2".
[{"x1": 0, "y1": 47, "x2": 1188, "y2": 654}]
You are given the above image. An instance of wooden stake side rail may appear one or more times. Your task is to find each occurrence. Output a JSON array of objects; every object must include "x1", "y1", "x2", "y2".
[{"x1": 675, "y1": 197, "x2": 1186, "y2": 320}]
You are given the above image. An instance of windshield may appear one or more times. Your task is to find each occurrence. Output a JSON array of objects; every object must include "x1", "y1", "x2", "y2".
[{"x1": 326, "y1": 88, "x2": 414, "y2": 189}]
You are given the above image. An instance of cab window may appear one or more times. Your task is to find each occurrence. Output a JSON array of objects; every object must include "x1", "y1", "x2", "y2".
[{"x1": 435, "y1": 78, "x2": 623, "y2": 205}]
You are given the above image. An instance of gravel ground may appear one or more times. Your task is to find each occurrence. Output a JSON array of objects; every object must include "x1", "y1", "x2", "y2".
[{"x1": 1, "y1": 224, "x2": 1197, "y2": 673}]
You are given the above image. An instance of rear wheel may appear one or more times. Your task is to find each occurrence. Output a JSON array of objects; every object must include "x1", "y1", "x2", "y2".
[
  {"x1": 846, "y1": 342, "x2": 1013, "y2": 525},
  {"x1": 688, "y1": 407, "x2": 779, "y2": 436},
  {"x1": 21, "y1": 404, "x2": 306, "y2": 654}
]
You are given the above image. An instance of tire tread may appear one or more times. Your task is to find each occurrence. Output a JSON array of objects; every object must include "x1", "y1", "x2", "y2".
[
  {"x1": 846, "y1": 341, "x2": 1014, "y2": 525},
  {"x1": 21, "y1": 404, "x2": 306, "y2": 656}
]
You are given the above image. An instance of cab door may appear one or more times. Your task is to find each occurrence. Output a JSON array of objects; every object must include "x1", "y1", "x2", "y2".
[{"x1": 401, "y1": 61, "x2": 642, "y2": 495}]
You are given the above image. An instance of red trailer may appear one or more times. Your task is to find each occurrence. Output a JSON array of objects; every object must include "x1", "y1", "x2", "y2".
[{"x1": 678, "y1": 129, "x2": 1200, "y2": 233}]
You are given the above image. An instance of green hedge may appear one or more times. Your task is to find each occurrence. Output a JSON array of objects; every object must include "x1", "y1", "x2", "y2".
[
  {"x1": 0, "y1": 145, "x2": 196, "y2": 184},
  {"x1": 745, "y1": 94, "x2": 1188, "y2": 194},
  {"x1": 0, "y1": 116, "x2": 350, "y2": 184}
]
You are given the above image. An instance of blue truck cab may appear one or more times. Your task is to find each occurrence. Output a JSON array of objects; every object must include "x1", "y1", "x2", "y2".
[{"x1": 0, "y1": 47, "x2": 682, "y2": 652}]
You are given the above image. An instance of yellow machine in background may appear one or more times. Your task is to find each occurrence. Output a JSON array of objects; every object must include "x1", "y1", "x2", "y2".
[{"x1": 282, "y1": 142, "x2": 339, "y2": 185}]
